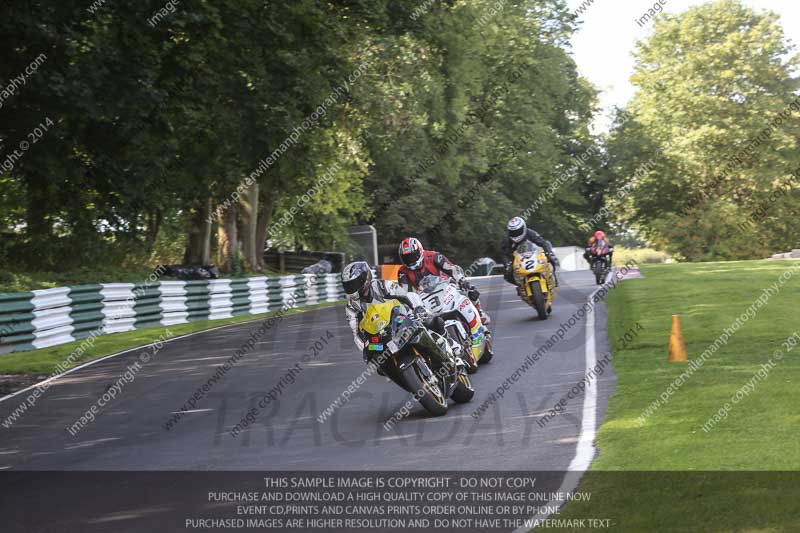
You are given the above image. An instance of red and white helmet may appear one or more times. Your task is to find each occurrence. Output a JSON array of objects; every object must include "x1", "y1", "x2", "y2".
[
  {"x1": 399, "y1": 237, "x2": 424, "y2": 270},
  {"x1": 594, "y1": 230, "x2": 606, "y2": 240}
]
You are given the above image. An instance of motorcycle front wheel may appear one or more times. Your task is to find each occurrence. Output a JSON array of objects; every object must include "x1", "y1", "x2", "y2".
[
  {"x1": 593, "y1": 261, "x2": 604, "y2": 285},
  {"x1": 445, "y1": 323, "x2": 478, "y2": 374},
  {"x1": 530, "y1": 281, "x2": 548, "y2": 320},
  {"x1": 451, "y1": 373, "x2": 475, "y2": 403},
  {"x1": 402, "y1": 362, "x2": 448, "y2": 416}
]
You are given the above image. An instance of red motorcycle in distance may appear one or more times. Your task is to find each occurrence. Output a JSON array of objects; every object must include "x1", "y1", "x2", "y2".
[{"x1": 590, "y1": 240, "x2": 613, "y2": 285}]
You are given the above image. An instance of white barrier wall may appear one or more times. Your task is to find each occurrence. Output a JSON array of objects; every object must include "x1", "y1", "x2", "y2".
[{"x1": 554, "y1": 246, "x2": 591, "y2": 271}]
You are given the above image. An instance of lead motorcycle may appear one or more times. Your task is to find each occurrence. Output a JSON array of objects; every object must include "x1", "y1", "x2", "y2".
[
  {"x1": 359, "y1": 298, "x2": 474, "y2": 416},
  {"x1": 417, "y1": 275, "x2": 493, "y2": 373},
  {"x1": 512, "y1": 240, "x2": 557, "y2": 320}
]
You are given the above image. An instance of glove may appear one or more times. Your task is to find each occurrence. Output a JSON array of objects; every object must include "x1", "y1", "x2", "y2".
[
  {"x1": 458, "y1": 278, "x2": 473, "y2": 291},
  {"x1": 414, "y1": 306, "x2": 429, "y2": 320}
]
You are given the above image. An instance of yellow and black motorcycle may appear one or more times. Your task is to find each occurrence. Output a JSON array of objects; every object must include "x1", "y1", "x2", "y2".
[
  {"x1": 512, "y1": 241, "x2": 557, "y2": 320},
  {"x1": 359, "y1": 299, "x2": 474, "y2": 416}
]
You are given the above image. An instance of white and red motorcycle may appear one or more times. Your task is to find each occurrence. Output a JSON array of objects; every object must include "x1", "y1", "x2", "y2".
[{"x1": 417, "y1": 275, "x2": 493, "y2": 374}]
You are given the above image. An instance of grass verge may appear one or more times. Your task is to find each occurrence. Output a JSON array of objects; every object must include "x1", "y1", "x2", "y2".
[
  {"x1": 0, "y1": 301, "x2": 340, "y2": 378},
  {"x1": 539, "y1": 259, "x2": 800, "y2": 532}
]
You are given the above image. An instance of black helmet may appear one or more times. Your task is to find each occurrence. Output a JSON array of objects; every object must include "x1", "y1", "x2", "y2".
[{"x1": 341, "y1": 261, "x2": 373, "y2": 297}]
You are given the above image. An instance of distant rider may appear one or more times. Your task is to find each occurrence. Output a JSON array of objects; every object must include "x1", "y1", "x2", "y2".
[
  {"x1": 501, "y1": 217, "x2": 559, "y2": 288},
  {"x1": 584, "y1": 230, "x2": 614, "y2": 265},
  {"x1": 396, "y1": 237, "x2": 491, "y2": 326}
]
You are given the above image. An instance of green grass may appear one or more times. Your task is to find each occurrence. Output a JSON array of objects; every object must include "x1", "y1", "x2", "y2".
[
  {"x1": 0, "y1": 301, "x2": 340, "y2": 376},
  {"x1": 540, "y1": 259, "x2": 800, "y2": 532},
  {"x1": 612, "y1": 246, "x2": 671, "y2": 265}
]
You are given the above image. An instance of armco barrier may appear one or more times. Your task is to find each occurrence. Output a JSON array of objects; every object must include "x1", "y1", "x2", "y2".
[{"x1": 0, "y1": 274, "x2": 346, "y2": 355}]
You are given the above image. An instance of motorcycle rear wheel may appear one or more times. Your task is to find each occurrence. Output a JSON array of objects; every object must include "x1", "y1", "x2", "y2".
[
  {"x1": 478, "y1": 338, "x2": 494, "y2": 364},
  {"x1": 402, "y1": 362, "x2": 448, "y2": 416}
]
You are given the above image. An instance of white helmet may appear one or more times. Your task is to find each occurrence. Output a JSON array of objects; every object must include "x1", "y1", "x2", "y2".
[
  {"x1": 507, "y1": 217, "x2": 527, "y2": 243},
  {"x1": 399, "y1": 237, "x2": 424, "y2": 270}
]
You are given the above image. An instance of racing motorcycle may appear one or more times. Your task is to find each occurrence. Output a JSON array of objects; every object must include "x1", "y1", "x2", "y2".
[
  {"x1": 359, "y1": 299, "x2": 474, "y2": 416},
  {"x1": 417, "y1": 275, "x2": 493, "y2": 373},
  {"x1": 512, "y1": 240, "x2": 556, "y2": 320},
  {"x1": 589, "y1": 240, "x2": 612, "y2": 285}
]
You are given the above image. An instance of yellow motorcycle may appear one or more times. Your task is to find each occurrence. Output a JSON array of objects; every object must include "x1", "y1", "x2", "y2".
[
  {"x1": 512, "y1": 241, "x2": 556, "y2": 320},
  {"x1": 359, "y1": 299, "x2": 474, "y2": 416}
]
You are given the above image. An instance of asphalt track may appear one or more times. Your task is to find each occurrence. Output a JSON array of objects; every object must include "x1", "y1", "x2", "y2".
[{"x1": 0, "y1": 271, "x2": 617, "y2": 531}]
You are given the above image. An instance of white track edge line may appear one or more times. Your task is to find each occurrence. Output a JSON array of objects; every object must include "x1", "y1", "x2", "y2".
[{"x1": 515, "y1": 274, "x2": 611, "y2": 532}]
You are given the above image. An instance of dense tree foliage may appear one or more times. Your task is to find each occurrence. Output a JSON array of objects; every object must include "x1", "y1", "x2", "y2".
[
  {"x1": 604, "y1": 0, "x2": 800, "y2": 260},
  {"x1": 0, "y1": 0, "x2": 600, "y2": 272},
  {"x1": 3, "y1": 0, "x2": 795, "y2": 273}
]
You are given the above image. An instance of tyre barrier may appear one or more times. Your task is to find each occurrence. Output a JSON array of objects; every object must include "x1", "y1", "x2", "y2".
[{"x1": 0, "y1": 274, "x2": 344, "y2": 354}]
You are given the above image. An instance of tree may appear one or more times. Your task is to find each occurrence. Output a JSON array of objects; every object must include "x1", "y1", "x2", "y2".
[{"x1": 607, "y1": 0, "x2": 800, "y2": 260}]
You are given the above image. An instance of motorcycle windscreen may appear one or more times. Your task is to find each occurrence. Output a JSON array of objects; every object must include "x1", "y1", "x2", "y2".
[{"x1": 359, "y1": 299, "x2": 402, "y2": 335}]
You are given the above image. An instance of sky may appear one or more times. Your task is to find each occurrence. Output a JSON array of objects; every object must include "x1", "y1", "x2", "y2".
[{"x1": 564, "y1": 0, "x2": 800, "y2": 132}]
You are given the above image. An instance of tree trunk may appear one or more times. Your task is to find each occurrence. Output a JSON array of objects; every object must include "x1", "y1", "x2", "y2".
[
  {"x1": 255, "y1": 190, "x2": 276, "y2": 270},
  {"x1": 200, "y1": 198, "x2": 212, "y2": 265},
  {"x1": 217, "y1": 203, "x2": 238, "y2": 273},
  {"x1": 145, "y1": 208, "x2": 164, "y2": 250},
  {"x1": 184, "y1": 199, "x2": 213, "y2": 265},
  {"x1": 239, "y1": 181, "x2": 260, "y2": 271},
  {"x1": 25, "y1": 173, "x2": 52, "y2": 240}
]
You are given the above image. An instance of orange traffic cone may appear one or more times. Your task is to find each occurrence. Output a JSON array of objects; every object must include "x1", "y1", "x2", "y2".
[{"x1": 668, "y1": 315, "x2": 687, "y2": 362}]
